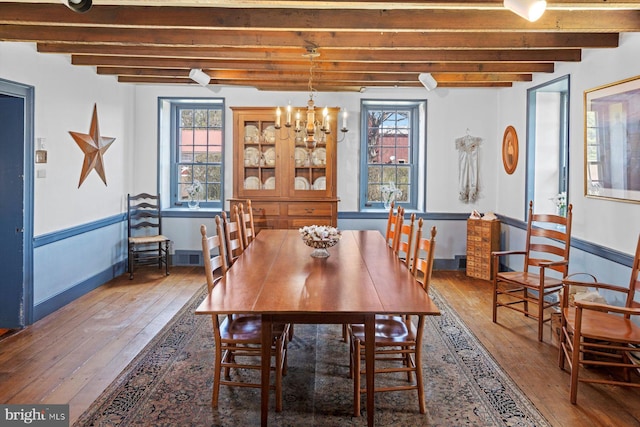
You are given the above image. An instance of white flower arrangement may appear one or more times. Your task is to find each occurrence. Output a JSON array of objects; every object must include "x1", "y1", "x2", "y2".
[
  {"x1": 186, "y1": 180, "x2": 202, "y2": 200},
  {"x1": 299, "y1": 225, "x2": 342, "y2": 242},
  {"x1": 550, "y1": 191, "x2": 567, "y2": 215}
]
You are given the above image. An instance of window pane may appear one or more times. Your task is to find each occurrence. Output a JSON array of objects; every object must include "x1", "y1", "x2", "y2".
[
  {"x1": 174, "y1": 102, "x2": 224, "y2": 206},
  {"x1": 361, "y1": 101, "x2": 423, "y2": 210}
]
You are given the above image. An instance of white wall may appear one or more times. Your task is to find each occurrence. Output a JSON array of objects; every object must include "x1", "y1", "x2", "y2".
[
  {"x1": 496, "y1": 32, "x2": 640, "y2": 257},
  {"x1": 0, "y1": 42, "x2": 134, "y2": 235}
]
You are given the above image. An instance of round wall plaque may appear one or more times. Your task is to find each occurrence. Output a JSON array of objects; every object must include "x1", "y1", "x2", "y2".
[{"x1": 502, "y1": 125, "x2": 518, "y2": 175}]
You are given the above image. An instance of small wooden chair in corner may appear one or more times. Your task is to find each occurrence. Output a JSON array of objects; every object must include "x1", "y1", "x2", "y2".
[{"x1": 127, "y1": 192, "x2": 170, "y2": 279}]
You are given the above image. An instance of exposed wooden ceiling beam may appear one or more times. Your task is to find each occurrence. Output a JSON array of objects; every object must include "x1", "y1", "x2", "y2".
[
  {"x1": 0, "y1": 25, "x2": 620, "y2": 49},
  {"x1": 1, "y1": 4, "x2": 639, "y2": 32},
  {"x1": 38, "y1": 44, "x2": 583, "y2": 63}
]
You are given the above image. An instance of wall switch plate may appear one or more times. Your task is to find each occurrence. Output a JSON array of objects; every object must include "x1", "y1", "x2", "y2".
[{"x1": 37, "y1": 169, "x2": 46, "y2": 178}]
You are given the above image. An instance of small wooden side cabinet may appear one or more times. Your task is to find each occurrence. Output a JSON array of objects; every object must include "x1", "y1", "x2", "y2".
[{"x1": 466, "y1": 218, "x2": 500, "y2": 281}]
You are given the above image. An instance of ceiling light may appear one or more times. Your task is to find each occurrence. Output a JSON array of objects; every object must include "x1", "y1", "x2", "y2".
[
  {"x1": 504, "y1": 0, "x2": 547, "y2": 22},
  {"x1": 418, "y1": 73, "x2": 438, "y2": 91},
  {"x1": 62, "y1": 0, "x2": 92, "y2": 13},
  {"x1": 189, "y1": 69, "x2": 211, "y2": 86}
]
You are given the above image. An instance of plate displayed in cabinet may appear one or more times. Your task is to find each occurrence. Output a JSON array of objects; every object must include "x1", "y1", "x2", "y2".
[
  {"x1": 313, "y1": 176, "x2": 326, "y2": 190},
  {"x1": 244, "y1": 176, "x2": 261, "y2": 190},
  {"x1": 263, "y1": 147, "x2": 276, "y2": 166},
  {"x1": 263, "y1": 125, "x2": 276, "y2": 143},
  {"x1": 294, "y1": 147, "x2": 308, "y2": 167},
  {"x1": 244, "y1": 125, "x2": 259, "y2": 143},
  {"x1": 244, "y1": 147, "x2": 260, "y2": 166},
  {"x1": 312, "y1": 147, "x2": 326, "y2": 166},
  {"x1": 294, "y1": 176, "x2": 310, "y2": 190},
  {"x1": 263, "y1": 176, "x2": 276, "y2": 190}
]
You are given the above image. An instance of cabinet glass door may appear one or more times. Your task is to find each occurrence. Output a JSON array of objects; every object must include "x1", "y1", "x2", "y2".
[{"x1": 241, "y1": 117, "x2": 278, "y2": 195}]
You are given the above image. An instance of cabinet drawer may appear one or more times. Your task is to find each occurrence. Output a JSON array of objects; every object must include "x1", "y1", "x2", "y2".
[
  {"x1": 250, "y1": 202, "x2": 281, "y2": 217},
  {"x1": 287, "y1": 203, "x2": 333, "y2": 217}
]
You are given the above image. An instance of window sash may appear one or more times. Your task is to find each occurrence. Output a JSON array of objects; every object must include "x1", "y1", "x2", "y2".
[{"x1": 360, "y1": 100, "x2": 422, "y2": 210}]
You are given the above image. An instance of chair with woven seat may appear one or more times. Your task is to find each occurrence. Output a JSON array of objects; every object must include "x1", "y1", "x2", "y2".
[
  {"x1": 221, "y1": 208, "x2": 245, "y2": 267},
  {"x1": 237, "y1": 200, "x2": 256, "y2": 248},
  {"x1": 201, "y1": 218, "x2": 290, "y2": 411},
  {"x1": 492, "y1": 200, "x2": 573, "y2": 342},
  {"x1": 348, "y1": 221, "x2": 437, "y2": 417},
  {"x1": 558, "y1": 234, "x2": 640, "y2": 404},
  {"x1": 127, "y1": 192, "x2": 170, "y2": 279}
]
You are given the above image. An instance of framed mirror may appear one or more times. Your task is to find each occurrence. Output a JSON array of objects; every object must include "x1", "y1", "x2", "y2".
[{"x1": 585, "y1": 75, "x2": 640, "y2": 203}]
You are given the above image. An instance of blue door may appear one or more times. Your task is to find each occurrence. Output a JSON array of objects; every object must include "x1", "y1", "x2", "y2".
[{"x1": 0, "y1": 94, "x2": 26, "y2": 328}]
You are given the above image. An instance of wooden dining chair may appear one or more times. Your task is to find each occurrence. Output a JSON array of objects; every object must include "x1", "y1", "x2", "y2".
[
  {"x1": 385, "y1": 202, "x2": 403, "y2": 250},
  {"x1": 558, "y1": 234, "x2": 640, "y2": 404},
  {"x1": 492, "y1": 201, "x2": 573, "y2": 342},
  {"x1": 395, "y1": 212, "x2": 416, "y2": 267},
  {"x1": 412, "y1": 218, "x2": 437, "y2": 291},
  {"x1": 221, "y1": 208, "x2": 245, "y2": 267},
  {"x1": 237, "y1": 200, "x2": 256, "y2": 248},
  {"x1": 348, "y1": 221, "x2": 437, "y2": 417},
  {"x1": 201, "y1": 219, "x2": 290, "y2": 411}
]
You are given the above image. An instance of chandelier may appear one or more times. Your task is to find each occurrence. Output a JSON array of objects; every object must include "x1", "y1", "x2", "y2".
[{"x1": 274, "y1": 49, "x2": 348, "y2": 148}]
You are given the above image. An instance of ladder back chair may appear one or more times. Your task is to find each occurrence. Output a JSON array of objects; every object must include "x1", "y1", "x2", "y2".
[
  {"x1": 221, "y1": 208, "x2": 245, "y2": 267},
  {"x1": 395, "y1": 212, "x2": 416, "y2": 267},
  {"x1": 348, "y1": 220, "x2": 437, "y2": 417},
  {"x1": 237, "y1": 200, "x2": 256, "y2": 248},
  {"x1": 127, "y1": 193, "x2": 170, "y2": 279},
  {"x1": 558, "y1": 234, "x2": 640, "y2": 403},
  {"x1": 201, "y1": 219, "x2": 290, "y2": 411},
  {"x1": 492, "y1": 200, "x2": 573, "y2": 341},
  {"x1": 385, "y1": 202, "x2": 403, "y2": 250},
  {"x1": 412, "y1": 219, "x2": 438, "y2": 291}
]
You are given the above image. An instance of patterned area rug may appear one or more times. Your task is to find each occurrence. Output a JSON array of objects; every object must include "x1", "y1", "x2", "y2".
[{"x1": 74, "y1": 285, "x2": 551, "y2": 427}]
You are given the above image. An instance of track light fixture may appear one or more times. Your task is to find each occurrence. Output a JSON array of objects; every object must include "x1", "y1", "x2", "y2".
[
  {"x1": 418, "y1": 73, "x2": 438, "y2": 91},
  {"x1": 504, "y1": 0, "x2": 547, "y2": 22},
  {"x1": 61, "y1": 0, "x2": 92, "y2": 13},
  {"x1": 189, "y1": 69, "x2": 211, "y2": 86}
]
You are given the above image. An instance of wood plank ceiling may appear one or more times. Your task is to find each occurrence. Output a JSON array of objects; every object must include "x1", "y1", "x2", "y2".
[{"x1": 1, "y1": 1, "x2": 639, "y2": 91}]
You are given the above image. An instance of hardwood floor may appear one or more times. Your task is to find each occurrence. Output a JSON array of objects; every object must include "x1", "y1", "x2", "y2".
[{"x1": 0, "y1": 268, "x2": 638, "y2": 426}]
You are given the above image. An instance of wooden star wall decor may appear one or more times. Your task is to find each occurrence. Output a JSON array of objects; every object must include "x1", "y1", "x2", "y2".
[{"x1": 69, "y1": 103, "x2": 116, "y2": 188}]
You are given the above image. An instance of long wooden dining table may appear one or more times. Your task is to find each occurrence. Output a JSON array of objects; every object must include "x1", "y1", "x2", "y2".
[{"x1": 195, "y1": 228, "x2": 441, "y2": 426}]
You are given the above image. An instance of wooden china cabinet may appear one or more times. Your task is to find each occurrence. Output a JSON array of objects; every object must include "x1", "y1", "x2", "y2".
[{"x1": 229, "y1": 106, "x2": 339, "y2": 232}]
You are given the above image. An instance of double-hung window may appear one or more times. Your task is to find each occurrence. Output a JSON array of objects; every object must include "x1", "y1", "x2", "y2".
[
  {"x1": 360, "y1": 100, "x2": 425, "y2": 211},
  {"x1": 163, "y1": 99, "x2": 224, "y2": 210}
]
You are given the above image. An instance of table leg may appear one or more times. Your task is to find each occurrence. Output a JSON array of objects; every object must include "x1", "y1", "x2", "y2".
[
  {"x1": 261, "y1": 315, "x2": 272, "y2": 427},
  {"x1": 364, "y1": 314, "x2": 375, "y2": 427}
]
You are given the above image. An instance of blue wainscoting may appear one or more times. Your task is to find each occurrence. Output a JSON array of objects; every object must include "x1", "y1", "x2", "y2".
[{"x1": 32, "y1": 214, "x2": 128, "y2": 321}]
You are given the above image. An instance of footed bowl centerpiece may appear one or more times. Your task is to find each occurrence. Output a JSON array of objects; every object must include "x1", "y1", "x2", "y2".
[{"x1": 299, "y1": 225, "x2": 341, "y2": 258}]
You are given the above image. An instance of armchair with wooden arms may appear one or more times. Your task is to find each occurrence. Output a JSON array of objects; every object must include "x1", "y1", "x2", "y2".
[
  {"x1": 558, "y1": 235, "x2": 640, "y2": 404},
  {"x1": 492, "y1": 200, "x2": 573, "y2": 341}
]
